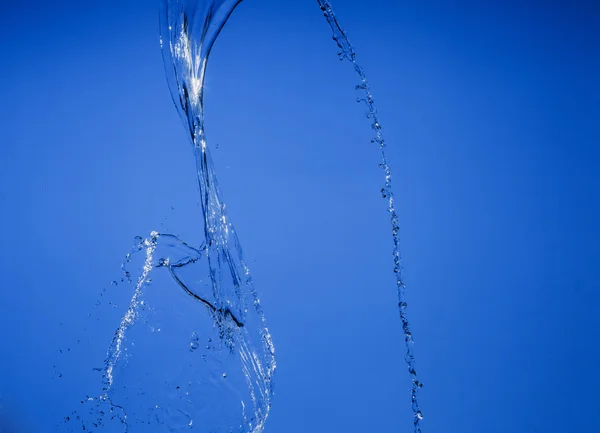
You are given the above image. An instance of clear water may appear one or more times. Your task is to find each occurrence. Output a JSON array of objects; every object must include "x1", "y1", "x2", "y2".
[
  {"x1": 317, "y1": 1, "x2": 424, "y2": 431},
  {"x1": 60, "y1": 1, "x2": 275, "y2": 432},
  {"x1": 60, "y1": 1, "x2": 423, "y2": 432}
]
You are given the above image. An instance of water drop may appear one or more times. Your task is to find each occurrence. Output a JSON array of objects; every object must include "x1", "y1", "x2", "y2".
[{"x1": 189, "y1": 331, "x2": 200, "y2": 351}]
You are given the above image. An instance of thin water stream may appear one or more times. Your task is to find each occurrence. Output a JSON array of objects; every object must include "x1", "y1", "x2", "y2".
[{"x1": 317, "y1": 1, "x2": 424, "y2": 431}]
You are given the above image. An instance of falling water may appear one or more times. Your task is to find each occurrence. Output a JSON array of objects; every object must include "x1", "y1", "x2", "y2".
[
  {"x1": 59, "y1": 1, "x2": 422, "y2": 432},
  {"x1": 60, "y1": 1, "x2": 275, "y2": 432},
  {"x1": 317, "y1": 1, "x2": 424, "y2": 431}
]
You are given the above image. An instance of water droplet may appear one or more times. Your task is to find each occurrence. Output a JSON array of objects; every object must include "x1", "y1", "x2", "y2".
[{"x1": 189, "y1": 331, "x2": 200, "y2": 351}]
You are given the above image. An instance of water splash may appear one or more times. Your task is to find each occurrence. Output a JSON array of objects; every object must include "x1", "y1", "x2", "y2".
[
  {"x1": 59, "y1": 1, "x2": 421, "y2": 431},
  {"x1": 60, "y1": 1, "x2": 275, "y2": 432},
  {"x1": 158, "y1": 3, "x2": 276, "y2": 414},
  {"x1": 317, "y1": 1, "x2": 424, "y2": 431}
]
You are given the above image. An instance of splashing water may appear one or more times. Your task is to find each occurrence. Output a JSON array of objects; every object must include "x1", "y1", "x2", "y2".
[
  {"x1": 59, "y1": 1, "x2": 422, "y2": 432},
  {"x1": 60, "y1": 1, "x2": 275, "y2": 432},
  {"x1": 317, "y1": 1, "x2": 424, "y2": 431}
]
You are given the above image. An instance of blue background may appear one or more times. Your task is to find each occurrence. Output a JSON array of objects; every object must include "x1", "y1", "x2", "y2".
[{"x1": 1, "y1": 0, "x2": 599, "y2": 432}]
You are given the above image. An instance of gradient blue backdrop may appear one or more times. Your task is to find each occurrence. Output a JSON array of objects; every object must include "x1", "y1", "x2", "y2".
[{"x1": 1, "y1": 0, "x2": 599, "y2": 432}]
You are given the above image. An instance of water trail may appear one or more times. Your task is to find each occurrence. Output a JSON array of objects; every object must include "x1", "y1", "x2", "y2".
[
  {"x1": 60, "y1": 1, "x2": 275, "y2": 432},
  {"x1": 317, "y1": 1, "x2": 424, "y2": 431}
]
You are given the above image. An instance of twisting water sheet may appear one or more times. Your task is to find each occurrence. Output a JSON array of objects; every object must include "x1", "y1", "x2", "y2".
[{"x1": 61, "y1": 1, "x2": 275, "y2": 432}]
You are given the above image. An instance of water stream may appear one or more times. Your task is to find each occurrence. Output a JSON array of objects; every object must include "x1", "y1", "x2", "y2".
[
  {"x1": 317, "y1": 1, "x2": 424, "y2": 431},
  {"x1": 61, "y1": 1, "x2": 275, "y2": 432},
  {"x1": 60, "y1": 1, "x2": 423, "y2": 432}
]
